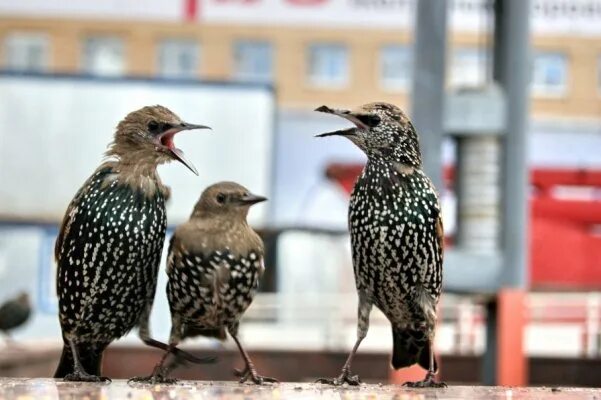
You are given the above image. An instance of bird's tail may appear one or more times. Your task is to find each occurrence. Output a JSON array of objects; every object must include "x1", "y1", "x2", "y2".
[
  {"x1": 391, "y1": 328, "x2": 436, "y2": 372},
  {"x1": 53, "y1": 342, "x2": 105, "y2": 378}
]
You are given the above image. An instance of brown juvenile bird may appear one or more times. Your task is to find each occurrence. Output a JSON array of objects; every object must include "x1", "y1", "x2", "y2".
[
  {"x1": 0, "y1": 292, "x2": 31, "y2": 341},
  {"x1": 136, "y1": 182, "x2": 276, "y2": 385},
  {"x1": 315, "y1": 103, "x2": 445, "y2": 388},
  {"x1": 54, "y1": 105, "x2": 211, "y2": 382}
]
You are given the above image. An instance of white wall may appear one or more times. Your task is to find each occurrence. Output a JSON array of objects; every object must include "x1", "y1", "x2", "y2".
[{"x1": 0, "y1": 74, "x2": 275, "y2": 226}]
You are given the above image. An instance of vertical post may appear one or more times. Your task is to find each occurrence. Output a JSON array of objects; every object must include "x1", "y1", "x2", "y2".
[
  {"x1": 488, "y1": 0, "x2": 531, "y2": 387},
  {"x1": 493, "y1": 0, "x2": 531, "y2": 289},
  {"x1": 411, "y1": 0, "x2": 448, "y2": 191},
  {"x1": 482, "y1": 299, "x2": 498, "y2": 385}
]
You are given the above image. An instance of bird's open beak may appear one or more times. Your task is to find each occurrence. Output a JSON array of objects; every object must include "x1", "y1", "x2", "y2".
[
  {"x1": 158, "y1": 122, "x2": 211, "y2": 175},
  {"x1": 314, "y1": 105, "x2": 368, "y2": 138},
  {"x1": 239, "y1": 193, "x2": 268, "y2": 206}
]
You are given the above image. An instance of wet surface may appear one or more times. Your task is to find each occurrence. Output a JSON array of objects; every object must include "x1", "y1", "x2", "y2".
[{"x1": 0, "y1": 378, "x2": 599, "y2": 400}]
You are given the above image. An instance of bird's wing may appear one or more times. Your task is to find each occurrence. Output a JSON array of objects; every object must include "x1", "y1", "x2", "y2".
[
  {"x1": 54, "y1": 166, "x2": 113, "y2": 262},
  {"x1": 54, "y1": 194, "x2": 82, "y2": 262},
  {"x1": 167, "y1": 231, "x2": 231, "y2": 314},
  {"x1": 436, "y1": 214, "x2": 444, "y2": 257}
]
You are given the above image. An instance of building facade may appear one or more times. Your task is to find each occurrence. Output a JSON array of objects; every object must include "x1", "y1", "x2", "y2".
[{"x1": 1, "y1": 0, "x2": 600, "y2": 119}]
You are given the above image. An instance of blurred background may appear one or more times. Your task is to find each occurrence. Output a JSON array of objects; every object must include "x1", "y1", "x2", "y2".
[{"x1": 0, "y1": 0, "x2": 600, "y2": 388}]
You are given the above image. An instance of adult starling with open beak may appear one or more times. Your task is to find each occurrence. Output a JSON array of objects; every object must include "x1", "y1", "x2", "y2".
[
  {"x1": 314, "y1": 103, "x2": 445, "y2": 388},
  {"x1": 54, "y1": 105, "x2": 212, "y2": 382}
]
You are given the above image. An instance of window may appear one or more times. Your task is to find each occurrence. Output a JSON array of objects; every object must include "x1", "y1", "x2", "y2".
[
  {"x1": 450, "y1": 47, "x2": 487, "y2": 87},
  {"x1": 531, "y1": 52, "x2": 568, "y2": 96},
  {"x1": 82, "y1": 36, "x2": 125, "y2": 76},
  {"x1": 233, "y1": 40, "x2": 273, "y2": 83},
  {"x1": 379, "y1": 45, "x2": 412, "y2": 91},
  {"x1": 157, "y1": 39, "x2": 199, "y2": 79},
  {"x1": 3, "y1": 32, "x2": 49, "y2": 72},
  {"x1": 307, "y1": 43, "x2": 349, "y2": 87}
]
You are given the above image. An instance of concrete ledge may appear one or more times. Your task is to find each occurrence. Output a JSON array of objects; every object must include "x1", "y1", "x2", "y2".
[{"x1": 0, "y1": 378, "x2": 599, "y2": 399}]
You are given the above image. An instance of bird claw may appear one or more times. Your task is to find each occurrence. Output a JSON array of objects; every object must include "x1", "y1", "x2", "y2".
[
  {"x1": 63, "y1": 372, "x2": 111, "y2": 383},
  {"x1": 316, "y1": 370, "x2": 361, "y2": 386},
  {"x1": 128, "y1": 364, "x2": 177, "y2": 385},
  {"x1": 234, "y1": 367, "x2": 278, "y2": 385},
  {"x1": 403, "y1": 374, "x2": 446, "y2": 388},
  {"x1": 128, "y1": 374, "x2": 178, "y2": 385}
]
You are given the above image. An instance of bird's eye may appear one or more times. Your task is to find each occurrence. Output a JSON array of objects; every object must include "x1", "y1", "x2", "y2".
[
  {"x1": 358, "y1": 114, "x2": 381, "y2": 128},
  {"x1": 216, "y1": 193, "x2": 226, "y2": 204},
  {"x1": 147, "y1": 121, "x2": 160, "y2": 133}
]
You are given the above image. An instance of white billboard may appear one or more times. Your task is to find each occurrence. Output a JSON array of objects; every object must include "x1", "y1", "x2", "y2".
[
  {"x1": 0, "y1": 0, "x2": 186, "y2": 21},
  {"x1": 0, "y1": 74, "x2": 275, "y2": 226},
  {"x1": 2, "y1": 0, "x2": 601, "y2": 35}
]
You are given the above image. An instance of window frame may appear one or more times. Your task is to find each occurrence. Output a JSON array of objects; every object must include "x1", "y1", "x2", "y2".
[
  {"x1": 81, "y1": 35, "x2": 126, "y2": 77},
  {"x1": 232, "y1": 40, "x2": 273, "y2": 83},
  {"x1": 156, "y1": 38, "x2": 200, "y2": 79},
  {"x1": 378, "y1": 43, "x2": 413, "y2": 92},
  {"x1": 531, "y1": 51, "x2": 569, "y2": 98},
  {"x1": 306, "y1": 43, "x2": 349, "y2": 89},
  {"x1": 3, "y1": 31, "x2": 50, "y2": 72},
  {"x1": 449, "y1": 46, "x2": 487, "y2": 88}
]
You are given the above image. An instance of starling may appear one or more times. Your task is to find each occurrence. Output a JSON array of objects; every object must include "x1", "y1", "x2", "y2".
[
  {"x1": 54, "y1": 105, "x2": 211, "y2": 382},
  {"x1": 314, "y1": 103, "x2": 445, "y2": 388},
  {"x1": 134, "y1": 182, "x2": 277, "y2": 385},
  {"x1": 0, "y1": 292, "x2": 31, "y2": 341}
]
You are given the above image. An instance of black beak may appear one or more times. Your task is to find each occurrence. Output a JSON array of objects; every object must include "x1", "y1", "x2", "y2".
[
  {"x1": 314, "y1": 105, "x2": 368, "y2": 138},
  {"x1": 315, "y1": 129, "x2": 357, "y2": 138},
  {"x1": 169, "y1": 148, "x2": 199, "y2": 175},
  {"x1": 161, "y1": 121, "x2": 211, "y2": 176},
  {"x1": 239, "y1": 193, "x2": 268, "y2": 205},
  {"x1": 179, "y1": 122, "x2": 212, "y2": 131}
]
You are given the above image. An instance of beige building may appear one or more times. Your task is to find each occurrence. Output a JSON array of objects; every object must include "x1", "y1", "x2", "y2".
[{"x1": 1, "y1": 0, "x2": 600, "y2": 119}]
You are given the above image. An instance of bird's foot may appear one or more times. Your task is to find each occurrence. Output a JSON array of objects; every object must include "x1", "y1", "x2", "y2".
[
  {"x1": 316, "y1": 368, "x2": 361, "y2": 386},
  {"x1": 234, "y1": 366, "x2": 278, "y2": 385},
  {"x1": 403, "y1": 372, "x2": 446, "y2": 388},
  {"x1": 63, "y1": 371, "x2": 111, "y2": 383},
  {"x1": 128, "y1": 374, "x2": 177, "y2": 385},
  {"x1": 128, "y1": 365, "x2": 177, "y2": 385}
]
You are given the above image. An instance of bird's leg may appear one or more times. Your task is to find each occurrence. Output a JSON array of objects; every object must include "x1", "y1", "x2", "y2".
[
  {"x1": 403, "y1": 339, "x2": 447, "y2": 388},
  {"x1": 140, "y1": 336, "x2": 215, "y2": 364},
  {"x1": 138, "y1": 308, "x2": 214, "y2": 365},
  {"x1": 128, "y1": 345, "x2": 178, "y2": 385},
  {"x1": 63, "y1": 339, "x2": 110, "y2": 383},
  {"x1": 230, "y1": 328, "x2": 278, "y2": 385},
  {"x1": 316, "y1": 296, "x2": 372, "y2": 386}
]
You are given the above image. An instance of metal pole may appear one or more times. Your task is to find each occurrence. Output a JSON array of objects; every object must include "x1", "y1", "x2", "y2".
[
  {"x1": 493, "y1": 0, "x2": 531, "y2": 288},
  {"x1": 481, "y1": 0, "x2": 531, "y2": 386},
  {"x1": 482, "y1": 299, "x2": 498, "y2": 385},
  {"x1": 411, "y1": 0, "x2": 448, "y2": 191}
]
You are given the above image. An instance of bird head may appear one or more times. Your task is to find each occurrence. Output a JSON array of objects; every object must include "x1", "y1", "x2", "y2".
[
  {"x1": 191, "y1": 182, "x2": 267, "y2": 220},
  {"x1": 315, "y1": 102, "x2": 422, "y2": 167},
  {"x1": 15, "y1": 292, "x2": 30, "y2": 307},
  {"x1": 107, "y1": 105, "x2": 210, "y2": 175}
]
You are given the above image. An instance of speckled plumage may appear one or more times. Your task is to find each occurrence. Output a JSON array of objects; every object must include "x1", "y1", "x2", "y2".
[
  {"x1": 166, "y1": 245, "x2": 263, "y2": 341},
  {"x1": 54, "y1": 105, "x2": 208, "y2": 382},
  {"x1": 135, "y1": 182, "x2": 276, "y2": 385},
  {"x1": 315, "y1": 102, "x2": 445, "y2": 388},
  {"x1": 56, "y1": 166, "x2": 167, "y2": 340}
]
